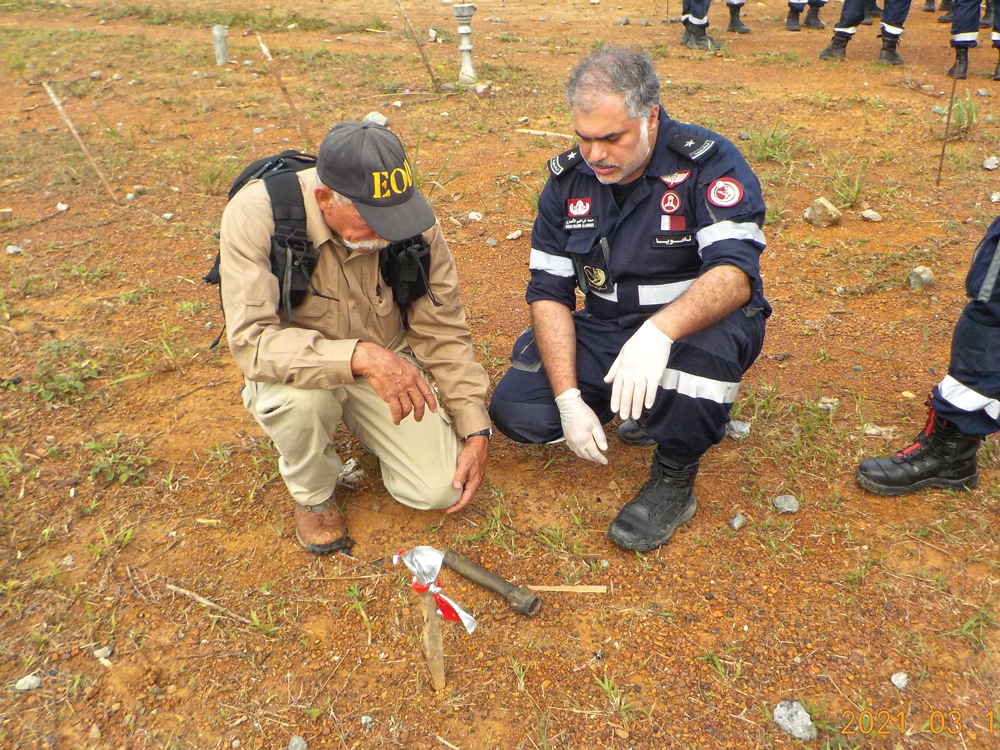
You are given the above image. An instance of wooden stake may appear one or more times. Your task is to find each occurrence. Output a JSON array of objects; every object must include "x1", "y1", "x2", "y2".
[
  {"x1": 527, "y1": 584, "x2": 607, "y2": 593},
  {"x1": 249, "y1": 31, "x2": 314, "y2": 151},
  {"x1": 515, "y1": 128, "x2": 575, "y2": 140},
  {"x1": 395, "y1": 0, "x2": 441, "y2": 93},
  {"x1": 936, "y1": 74, "x2": 959, "y2": 188},
  {"x1": 420, "y1": 591, "x2": 446, "y2": 692},
  {"x1": 42, "y1": 81, "x2": 119, "y2": 205}
]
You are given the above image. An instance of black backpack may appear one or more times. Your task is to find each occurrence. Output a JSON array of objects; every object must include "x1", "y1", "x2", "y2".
[{"x1": 204, "y1": 150, "x2": 439, "y2": 346}]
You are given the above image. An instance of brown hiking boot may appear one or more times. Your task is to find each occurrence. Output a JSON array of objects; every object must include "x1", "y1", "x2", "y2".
[{"x1": 295, "y1": 498, "x2": 351, "y2": 554}]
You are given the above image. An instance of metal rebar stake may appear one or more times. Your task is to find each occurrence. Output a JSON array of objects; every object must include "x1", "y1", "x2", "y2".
[{"x1": 453, "y1": 3, "x2": 478, "y2": 85}]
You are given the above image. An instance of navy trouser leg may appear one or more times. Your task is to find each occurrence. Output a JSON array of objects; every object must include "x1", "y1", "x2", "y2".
[
  {"x1": 790, "y1": 0, "x2": 827, "y2": 10},
  {"x1": 833, "y1": 0, "x2": 867, "y2": 35},
  {"x1": 489, "y1": 310, "x2": 765, "y2": 462},
  {"x1": 683, "y1": 0, "x2": 713, "y2": 26},
  {"x1": 951, "y1": 0, "x2": 981, "y2": 46},
  {"x1": 879, "y1": 0, "x2": 912, "y2": 38}
]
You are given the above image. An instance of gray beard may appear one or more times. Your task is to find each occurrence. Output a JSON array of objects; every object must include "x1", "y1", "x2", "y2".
[{"x1": 343, "y1": 237, "x2": 390, "y2": 253}]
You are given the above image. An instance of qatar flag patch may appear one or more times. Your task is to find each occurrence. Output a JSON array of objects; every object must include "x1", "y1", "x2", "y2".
[
  {"x1": 658, "y1": 170, "x2": 691, "y2": 188},
  {"x1": 660, "y1": 191, "x2": 682, "y2": 214},
  {"x1": 707, "y1": 178, "x2": 744, "y2": 208},
  {"x1": 660, "y1": 215, "x2": 687, "y2": 231},
  {"x1": 567, "y1": 198, "x2": 592, "y2": 217}
]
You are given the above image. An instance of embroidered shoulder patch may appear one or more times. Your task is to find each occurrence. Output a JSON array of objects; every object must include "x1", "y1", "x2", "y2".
[
  {"x1": 548, "y1": 147, "x2": 581, "y2": 177},
  {"x1": 667, "y1": 132, "x2": 717, "y2": 162},
  {"x1": 707, "y1": 177, "x2": 744, "y2": 207}
]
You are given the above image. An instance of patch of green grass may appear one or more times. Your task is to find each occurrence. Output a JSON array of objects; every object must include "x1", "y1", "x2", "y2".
[
  {"x1": 26, "y1": 338, "x2": 100, "y2": 403},
  {"x1": 84, "y1": 434, "x2": 152, "y2": 485},
  {"x1": 97, "y1": 3, "x2": 339, "y2": 32},
  {"x1": 742, "y1": 121, "x2": 801, "y2": 165},
  {"x1": 941, "y1": 602, "x2": 996, "y2": 652}
]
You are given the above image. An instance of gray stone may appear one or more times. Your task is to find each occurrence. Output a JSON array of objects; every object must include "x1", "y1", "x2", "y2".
[
  {"x1": 639, "y1": 18, "x2": 651, "y2": 26},
  {"x1": 360, "y1": 716, "x2": 374, "y2": 731},
  {"x1": 860, "y1": 209, "x2": 882, "y2": 222},
  {"x1": 890, "y1": 671, "x2": 908, "y2": 689},
  {"x1": 6, "y1": 245, "x2": 23, "y2": 255},
  {"x1": 907, "y1": 266, "x2": 935, "y2": 289},
  {"x1": 773, "y1": 700, "x2": 817, "y2": 741},
  {"x1": 772, "y1": 495, "x2": 799, "y2": 513},
  {"x1": 978, "y1": 88, "x2": 990, "y2": 96},
  {"x1": 931, "y1": 106, "x2": 948, "y2": 115},
  {"x1": 984, "y1": 156, "x2": 999, "y2": 170},
  {"x1": 89, "y1": 70, "x2": 102, "y2": 80},
  {"x1": 126, "y1": 193, "x2": 135, "y2": 201},
  {"x1": 15, "y1": 674, "x2": 41, "y2": 691},
  {"x1": 468, "y1": 211, "x2": 483, "y2": 221},
  {"x1": 161, "y1": 213, "x2": 174, "y2": 222},
  {"x1": 133, "y1": 185, "x2": 147, "y2": 195},
  {"x1": 506, "y1": 229, "x2": 523, "y2": 240},
  {"x1": 253, "y1": 127, "x2": 265, "y2": 134},
  {"x1": 112, "y1": 73, "x2": 122, "y2": 81},
  {"x1": 991, "y1": 192, "x2": 1000, "y2": 203},
  {"x1": 802, "y1": 197, "x2": 842, "y2": 228},
  {"x1": 738, "y1": 131, "x2": 750, "y2": 140},
  {"x1": 725, "y1": 420, "x2": 751, "y2": 440},
  {"x1": 486, "y1": 238, "x2": 498, "y2": 247},
  {"x1": 288, "y1": 736, "x2": 307, "y2": 750},
  {"x1": 852, "y1": 365, "x2": 863, "y2": 372},
  {"x1": 93, "y1": 645, "x2": 113, "y2": 659},
  {"x1": 728, "y1": 512, "x2": 747, "y2": 531},
  {"x1": 88, "y1": 724, "x2": 101, "y2": 740},
  {"x1": 362, "y1": 111, "x2": 388, "y2": 127},
  {"x1": 616, "y1": 16, "x2": 630, "y2": 25}
]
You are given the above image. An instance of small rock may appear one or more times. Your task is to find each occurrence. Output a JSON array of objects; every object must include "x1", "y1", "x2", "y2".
[
  {"x1": 61, "y1": 554, "x2": 74, "y2": 567},
  {"x1": 362, "y1": 111, "x2": 388, "y2": 127},
  {"x1": 429, "y1": 28, "x2": 437, "y2": 41},
  {"x1": 931, "y1": 106, "x2": 948, "y2": 115},
  {"x1": 440, "y1": 112, "x2": 450, "y2": 118},
  {"x1": 508, "y1": 174, "x2": 520, "y2": 183},
  {"x1": 111, "y1": 702, "x2": 121, "y2": 712},
  {"x1": 591, "y1": 0, "x2": 599, "y2": 4},
  {"x1": 392, "y1": 101, "x2": 402, "y2": 108},
  {"x1": 126, "y1": 193, "x2": 135, "y2": 201},
  {"x1": 907, "y1": 266, "x2": 935, "y2": 289},
  {"x1": 56, "y1": 202, "x2": 68, "y2": 212},
  {"x1": 639, "y1": 18, "x2": 651, "y2": 26},
  {"x1": 802, "y1": 197, "x2": 842, "y2": 228},
  {"x1": 161, "y1": 213, "x2": 174, "y2": 222},
  {"x1": 112, "y1": 73, "x2": 122, "y2": 81},
  {"x1": 89, "y1": 70, "x2": 102, "y2": 80},
  {"x1": 134, "y1": 185, "x2": 147, "y2": 195},
  {"x1": 991, "y1": 192, "x2": 1000, "y2": 203},
  {"x1": 860, "y1": 209, "x2": 882, "y2": 222},
  {"x1": 772, "y1": 495, "x2": 799, "y2": 513},
  {"x1": 6, "y1": 245, "x2": 24, "y2": 255},
  {"x1": 486, "y1": 238, "x2": 498, "y2": 247},
  {"x1": 506, "y1": 229, "x2": 523, "y2": 240},
  {"x1": 287, "y1": 22, "x2": 298, "y2": 30},
  {"x1": 468, "y1": 211, "x2": 483, "y2": 221},
  {"x1": 614, "y1": 727, "x2": 630, "y2": 740},
  {"x1": 852, "y1": 365, "x2": 863, "y2": 372},
  {"x1": 729, "y1": 512, "x2": 747, "y2": 531},
  {"x1": 231, "y1": 741, "x2": 240, "y2": 749},
  {"x1": 518, "y1": 117, "x2": 529, "y2": 124},
  {"x1": 15, "y1": 674, "x2": 41, "y2": 691},
  {"x1": 288, "y1": 736, "x2": 308, "y2": 750},
  {"x1": 360, "y1": 716, "x2": 375, "y2": 731},
  {"x1": 253, "y1": 127, "x2": 265, "y2": 134},
  {"x1": 616, "y1": 15, "x2": 630, "y2": 25},
  {"x1": 475, "y1": 83, "x2": 491, "y2": 96},
  {"x1": 84, "y1": 685, "x2": 97, "y2": 699},
  {"x1": 921, "y1": 84, "x2": 935, "y2": 91},
  {"x1": 978, "y1": 88, "x2": 989, "y2": 96},
  {"x1": 891, "y1": 671, "x2": 908, "y2": 689},
  {"x1": 773, "y1": 700, "x2": 817, "y2": 741},
  {"x1": 0, "y1": 208, "x2": 12, "y2": 222},
  {"x1": 818, "y1": 396, "x2": 839, "y2": 413},
  {"x1": 128, "y1": 79, "x2": 138, "y2": 85},
  {"x1": 88, "y1": 724, "x2": 101, "y2": 740},
  {"x1": 738, "y1": 131, "x2": 750, "y2": 140},
  {"x1": 599, "y1": 559, "x2": 610, "y2": 569},
  {"x1": 984, "y1": 156, "x2": 999, "y2": 170},
  {"x1": 725, "y1": 420, "x2": 751, "y2": 440}
]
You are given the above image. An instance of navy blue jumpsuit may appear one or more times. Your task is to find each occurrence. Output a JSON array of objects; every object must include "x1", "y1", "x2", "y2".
[
  {"x1": 489, "y1": 109, "x2": 770, "y2": 465},
  {"x1": 682, "y1": 0, "x2": 749, "y2": 30},
  {"x1": 830, "y1": 0, "x2": 912, "y2": 42},
  {"x1": 950, "y1": 0, "x2": 1000, "y2": 50},
  {"x1": 929, "y1": 216, "x2": 1000, "y2": 436}
]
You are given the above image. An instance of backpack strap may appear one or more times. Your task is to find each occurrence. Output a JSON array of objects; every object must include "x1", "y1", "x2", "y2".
[{"x1": 263, "y1": 170, "x2": 316, "y2": 323}]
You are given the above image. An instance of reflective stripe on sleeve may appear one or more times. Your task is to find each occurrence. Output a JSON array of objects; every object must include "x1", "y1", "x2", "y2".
[
  {"x1": 881, "y1": 23, "x2": 905, "y2": 35},
  {"x1": 834, "y1": 25, "x2": 858, "y2": 34},
  {"x1": 659, "y1": 369, "x2": 741, "y2": 404},
  {"x1": 637, "y1": 279, "x2": 695, "y2": 306},
  {"x1": 938, "y1": 375, "x2": 1000, "y2": 420},
  {"x1": 529, "y1": 248, "x2": 575, "y2": 277},
  {"x1": 696, "y1": 221, "x2": 766, "y2": 252}
]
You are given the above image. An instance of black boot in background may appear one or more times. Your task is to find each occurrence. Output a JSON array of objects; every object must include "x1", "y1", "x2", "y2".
[
  {"x1": 819, "y1": 32, "x2": 850, "y2": 58},
  {"x1": 855, "y1": 404, "x2": 980, "y2": 496},
  {"x1": 877, "y1": 35, "x2": 904, "y2": 64},
  {"x1": 786, "y1": 7, "x2": 803, "y2": 29},
  {"x1": 727, "y1": 4, "x2": 752, "y2": 32},
  {"x1": 948, "y1": 46, "x2": 969, "y2": 78},
  {"x1": 982, "y1": 0, "x2": 994, "y2": 27},
  {"x1": 804, "y1": 4, "x2": 826, "y2": 27}
]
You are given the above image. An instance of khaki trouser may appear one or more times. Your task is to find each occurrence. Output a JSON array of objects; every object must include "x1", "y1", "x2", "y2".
[{"x1": 242, "y1": 351, "x2": 463, "y2": 511}]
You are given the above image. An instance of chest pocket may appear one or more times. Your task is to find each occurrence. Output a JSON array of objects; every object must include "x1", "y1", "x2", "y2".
[{"x1": 565, "y1": 231, "x2": 612, "y2": 293}]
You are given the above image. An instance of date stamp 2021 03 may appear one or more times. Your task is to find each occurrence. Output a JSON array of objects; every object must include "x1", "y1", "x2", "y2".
[{"x1": 841, "y1": 709, "x2": 998, "y2": 737}]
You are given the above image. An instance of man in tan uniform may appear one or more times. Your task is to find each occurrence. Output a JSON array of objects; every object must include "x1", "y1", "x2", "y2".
[{"x1": 220, "y1": 122, "x2": 492, "y2": 554}]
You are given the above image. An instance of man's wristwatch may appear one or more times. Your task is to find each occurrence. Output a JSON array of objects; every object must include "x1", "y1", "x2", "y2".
[{"x1": 463, "y1": 428, "x2": 493, "y2": 442}]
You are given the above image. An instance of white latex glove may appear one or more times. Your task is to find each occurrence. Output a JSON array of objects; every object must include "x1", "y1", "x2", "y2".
[
  {"x1": 604, "y1": 320, "x2": 674, "y2": 420},
  {"x1": 554, "y1": 388, "x2": 608, "y2": 465}
]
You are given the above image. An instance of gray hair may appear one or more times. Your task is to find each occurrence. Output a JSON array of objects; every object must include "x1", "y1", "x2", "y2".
[
  {"x1": 567, "y1": 46, "x2": 660, "y2": 119},
  {"x1": 317, "y1": 180, "x2": 353, "y2": 206}
]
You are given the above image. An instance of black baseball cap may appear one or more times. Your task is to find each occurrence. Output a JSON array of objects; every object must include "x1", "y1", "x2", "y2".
[{"x1": 317, "y1": 122, "x2": 435, "y2": 242}]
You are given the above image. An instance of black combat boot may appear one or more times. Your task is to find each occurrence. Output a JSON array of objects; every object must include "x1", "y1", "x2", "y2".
[
  {"x1": 617, "y1": 417, "x2": 656, "y2": 447},
  {"x1": 855, "y1": 405, "x2": 980, "y2": 496},
  {"x1": 939, "y1": 7, "x2": 954, "y2": 22},
  {"x1": 940, "y1": 0, "x2": 954, "y2": 11},
  {"x1": 949, "y1": 46, "x2": 969, "y2": 78},
  {"x1": 727, "y1": 4, "x2": 752, "y2": 32},
  {"x1": 877, "y1": 36, "x2": 904, "y2": 64},
  {"x1": 982, "y1": 0, "x2": 994, "y2": 27},
  {"x1": 922, "y1": 0, "x2": 936, "y2": 11},
  {"x1": 871, "y1": 0, "x2": 884, "y2": 16},
  {"x1": 786, "y1": 7, "x2": 802, "y2": 30},
  {"x1": 804, "y1": 4, "x2": 826, "y2": 27},
  {"x1": 995, "y1": 49, "x2": 1000, "y2": 80},
  {"x1": 862, "y1": 1, "x2": 874, "y2": 24},
  {"x1": 607, "y1": 454, "x2": 699, "y2": 552},
  {"x1": 681, "y1": 19, "x2": 693, "y2": 45},
  {"x1": 686, "y1": 22, "x2": 718, "y2": 49},
  {"x1": 819, "y1": 33, "x2": 850, "y2": 59}
]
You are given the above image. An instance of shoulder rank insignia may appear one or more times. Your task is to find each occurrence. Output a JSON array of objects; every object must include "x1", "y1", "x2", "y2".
[
  {"x1": 667, "y1": 132, "x2": 717, "y2": 162},
  {"x1": 548, "y1": 147, "x2": 581, "y2": 177}
]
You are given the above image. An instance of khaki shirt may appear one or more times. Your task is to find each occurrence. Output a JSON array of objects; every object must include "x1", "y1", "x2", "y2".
[{"x1": 219, "y1": 168, "x2": 491, "y2": 438}]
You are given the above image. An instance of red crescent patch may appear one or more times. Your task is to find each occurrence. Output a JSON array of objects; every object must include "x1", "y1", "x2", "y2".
[
  {"x1": 707, "y1": 178, "x2": 744, "y2": 208},
  {"x1": 660, "y1": 191, "x2": 682, "y2": 214}
]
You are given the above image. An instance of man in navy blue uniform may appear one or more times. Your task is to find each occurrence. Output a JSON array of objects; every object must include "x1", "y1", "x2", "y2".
[
  {"x1": 489, "y1": 46, "x2": 769, "y2": 552},
  {"x1": 817, "y1": 0, "x2": 912, "y2": 63},
  {"x1": 856, "y1": 218, "x2": 1000, "y2": 495},
  {"x1": 945, "y1": 0, "x2": 1000, "y2": 79}
]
